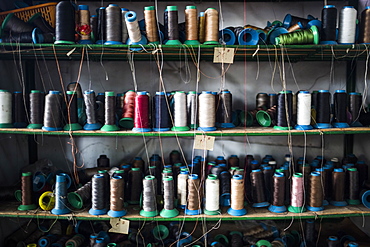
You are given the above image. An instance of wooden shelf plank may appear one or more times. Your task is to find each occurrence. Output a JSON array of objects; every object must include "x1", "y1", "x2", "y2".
[{"x1": 0, "y1": 202, "x2": 369, "y2": 221}]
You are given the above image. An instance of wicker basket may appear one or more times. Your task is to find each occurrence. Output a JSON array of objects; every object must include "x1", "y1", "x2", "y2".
[{"x1": 0, "y1": 2, "x2": 57, "y2": 28}]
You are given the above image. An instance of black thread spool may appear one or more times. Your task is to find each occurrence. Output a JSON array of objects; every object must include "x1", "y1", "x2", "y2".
[
  {"x1": 228, "y1": 155, "x2": 239, "y2": 168},
  {"x1": 311, "y1": 90, "x2": 318, "y2": 110},
  {"x1": 170, "y1": 150, "x2": 181, "y2": 165},
  {"x1": 2, "y1": 13, "x2": 34, "y2": 34},
  {"x1": 256, "y1": 93, "x2": 269, "y2": 110},
  {"x1": 321, "y1": 5, "x2": 337, "y2": 44},
  {"x1": 359, "y1": 7, "x2": 370, "y2": 44},
  {"x1": 219, "y1": 171, "x2": 231, "y2": 207},
  {"x1": 315, "y1": 90, "x2": 332, "y2": 128},
  {"x1": 98, "y1": 170, "x2": 110, "y2": 209},
  {"x1": 67, "y1": 180, "x2": 92, "y2": 210},
  {"x1": 101, "y1": 92, "x2": 119, "y2": 131},
  {"x1": 83, "y1": 90, "x2": 101, "y2": 130},
  {"x1": 250, "y1": 169, "x2": 270, "y2": 207},
  {"x1": 2, "y1": 31, "x2": 38, "y2": 43},
  {"x1": 161, "y1": 169, "x2": 173, "y2": 194},
  {"x1": 12, "y1": 91, "x2": 27, "y2": 128},
  {"x1": 347, "y1": 168, "x2": 360, "y2": 205},
  {"x1": 54, "y1": 1, "x2": 75, "y2": 44},
  {"x1": 160, "y1": 176, "x2": 179, "y2": 218},
  {"x1": 269, "y1": 93, "x2": 277, "y2": 108},
  {"x1": 42, "y1": 91, "x2": 63, "y2": 131},
  {"x1": 218, "y1": 90, "x2": 235, "y2": 128},
  {"x1": 97, "y1": 154, "x2": 110, "y2": 167},
  {"x1": 89, "y1": 174, "x2": 108, "y2": 215},
  {"x1": 96, "y1": 7, "x2": 106, "y2": 43},
  {"x1": 263, "y1": 166, "x2": 274, "y2": 203},
  {"x1": 133, "y1": 157, "x2": 145, "y2": 170},
  {"x1": 104, "y1": 4, "x2": 122, "y2": 45},
  {"x1": 140, "y1": 175, "x2": 158, "y2": 217},
  {"x1": 349, "y1": 92, "x2": 362, "y2": 126},
  {"x1": 327, "y1": 236, "x2": 340, "y2": 247},
  {"x1": 27, "y1": 90, "x2": 44, "y2": 129},
  {"x1": 165, "y1": 6, "x2": 181, "y2": 45},
  {"x1": 64, "y1": 91, "x2": 82, "y2": 131},
  {"x1": 268, "y1": 172, "x2": 286, "y2": 213},
  {"x1": 274, "y1": 91, "x2": 293, "y2": 130},
  {"x1": 127, "y1": 168, "x2": 142, "y2": 205},
  {"x1": 153, "y1": 92, "x2": 170, "y2": 131},
  {"x1": 331, "y1": 168, "x2": 347, "y2": 206},
  {"x1": 305, "y1": 220, "x2": 316, "y2": 245},
  {"x1": 333, "y1": 90, "x2": 349, "y2": 128},
  {"x1": 28, "y1": 12, "x2": 55, "y2": 34},
  {"x1": 230, "y1": 232, "x2": 243, "y2": 247}
]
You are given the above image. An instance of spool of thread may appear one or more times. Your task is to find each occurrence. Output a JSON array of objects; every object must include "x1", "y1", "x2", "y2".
[
  {"x1": 268, "y1": 172, "x2": 286, "y2": 213},
  {"x1": 42, "y1": 91, "x2": 62, "y2": 131},
  {"x1": 349, "y1": 92, "x2": 362, "y2": 126},
  {"x1": 198, "y1": 12, "x2": 205, "y2": 43},
  {"x1": 90, "y1": 15, "x2": 98, "y2": 43},
  {"x1": 12, "y1": 91, "x2": 27, "y2": 128},
  {"x1": 219, "y1": 171, "x2": 231, "y2": 207},
  {"x1": 165, "y1": 6, "x2": 181, "y2": 45},
  {"x1": 118, "y1": 90, "x2": 135, "y2": 129},
  {"x1": 268, "y1": 27, "x2": 288, "y2": 45},
  {"x1": 177, "y1": 170, "x2": 188, "y2": 209},
  {"x1": 219, "y1": 28, "x2": 236, "y2": 45},
  {"x1": 17, "y1": 172, "x2": 37, "y2": 210},
  {"x1": 338, "y1": 6, "x2": 357, "y2": 44},
  {"x1": 287, "y1": 22, "x2": 303, "y2": 32},
  {"x1": 185, "y1": 174, "x2": 202, "y2": 215},
  {"x1": 306, "y1": 172, "x2": 324, "y2": 211},
  {"x1": 77, "y1": 5, "x2": 92, "y2": 44},
  {"x1": 2, "y1": 13, "x2": 34, "y2": 34},
  {"x1": 315, "y1": 90, "x2": 332, "y2": 129},
  {"x1": 125, "y1": 11, "x2": 147, "y2": 47},
  {"x1": 160, "y1": 176, "x2": 179, "y2": 217},
  {"x1": 184, "y1": 6, "x2": 200, "y2": 45},
  {"x1": 295, "y1": 91, "x2": 313, "y2": 130},
  {"x1": 316, "y1": 168, "x2": 329, "y2": 206},
  {"x1": 228, "y1": 174, "x2": 247, "y2": 216},
  {"x1": 51, "y1": 174, "x2": 71, "y2": 215},
  {"x1": 144, "y1": 6, "x2": 159, "y2": 44},
  {"x1": 27, "y1": 90, "x2": 44, "y2": 129},
  {"x1": 172, "y1": 91, "x2": 189, "y2": 131},
  {"x1": 288, "y1": 173, "x2": 306, "y2": 213},
  {"x1": 275, "y1": 25, "x2": 319, "y2": 45},
  {"x1": 187, "y1": 91, "x2": 198, "y2": 129},
  {"x1": 153, "y1": 92, "x2": 170, "y2": 131},
  {"x1": 28, "y1": 12, "x2": 55, "y2": 34},
  {"x1": 54, "y1": 1, "x2": 75, "y2": 44},
  {"x1": 89, "y1": 174, "x2": 108, "y2": 215},
  {"x1": 333, "y1": 90, "x2": 349, "y2": 128},
  {"x1": 133, "y1": 91, "x2": 151, "y2": 132},
  {"x1": 347, "y1": 168, "x2": 360, "y2": 205},
  {"x1": 263, "y1": 166, "x2": 274, "y2": 202},
  {"x1": 274, "y1": 91, "x2": 293, "y2": 130},
  {"x1": 0, "y1": 90, "x2": 12, "y2": 128},
  {"x1": 204, "y1": 174, "x2": 220, "y2": 215},
  {"x1": 218, "y1": 90, "x2": 235, "y2": 128},
  {"x1": 108, "y1": 175, "x2": 126, "y2": 217},
  {"x1": 140, "y1": 175, "x2": 158, "y2": 217},
  {"x1": 67, "y1": 180, "x2": 91, "y2": 210},
  {"x1": 198, "y1": 91, "x2": 216, "y2": 131},
  {"x1": 38, "y1": 191, "x2": 55, "y2": 211},
  {"x1": 64, "y1": 91, "x2": 82, "y2": 131},
  {"x1": 96, "y1": 7, "x2": 106, "y2": 44},
  {"x1": 237, "y1": 28, "x2": 259, "y2": 45},
  {"x1": 250, "y1": 169, "x2": 270, "y2": 207},
  {"x1": 101, "y1": 92, "x2": 119, "y2": 131},
  {"x1": 359, "y1": 7, "x2": 370, "y2": 43},
  {"x1": 204, "y1": 8, "x2": 219, "y2": 45},
  {"x1": 128, "y1": 168, "x2": 142, "y2": 204},
  {"x1": 83, "y1": 90, "x2": 102, "y2": 130},
  {"x1": 321, "y1": 5, "x2": 338, "y2": 44},
  {"x1": 65, "y1": 234, "x2": 85, "y2": 247},
  {"x1": 104, "y1": 4, "x2": 122, "y2": 45},
  {"x1": 283, "y1": 14, "x2": 317, "y2": 29}
]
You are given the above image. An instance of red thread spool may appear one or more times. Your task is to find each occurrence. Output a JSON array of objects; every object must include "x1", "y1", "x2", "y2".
[
  {"x1": 119, "y1": 90, "x2": 136, "y2": 129},
  {"x1": 133, "y1": 91, "x2": 151, "y2": 132}
]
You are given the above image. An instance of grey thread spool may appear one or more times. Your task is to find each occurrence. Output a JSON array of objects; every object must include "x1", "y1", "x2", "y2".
[
  {"x1": 187, "y1": 91, "x2": 198, "y2": 129},
  {"x1": 42, "y1": 90, "x2": 63, "y2": 131},
  {"x1": 83, "y1": 90, "x2": 102, "y2": 130},
  {"x1": 28, "y1": 90, "x2": 44, "y2": 129},
  {"x1": 218, "y1": 90, "x2": 234, "y2": 128},
  {"x1": 121, "y1": 8, "x2": 129, "y2": 43},
  {"x1": 161, "y1": 169, "x2": 173, "y2": 195},
  {"x1": 105, "y1": 4, "x2": 122, "y2": 45},
  {"x1": 160, "y1": 176, "x2": 179, "y2": 217},
  {"x1": 140, "y1": 175, "x2": 158, "y2": 217},
  {"x1": 89, "y1": 174, "x2": 108, "y2": 215}
]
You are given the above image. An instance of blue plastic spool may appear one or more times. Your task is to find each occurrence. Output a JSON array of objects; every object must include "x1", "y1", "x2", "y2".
[
  {"x1": 153, "y1": 92, "x2": 170, "y2": 132},
  {"x1": 104, "y1": 4, "x2": 123, "y2": 45},
  {"x1": 268, "y1": 172, "x2": 287, "y2": 213},
  {"x1": 219, "y1": 28, "x2": 236, "y2": 45},
  {"x1": 132, "y1": 91, "x2": 152, "y2": 132},
  {"x1": 176, "y1": 232, "x2": 192, "y2": 247},
  {"x1": 238, "y1": 28, "x2": 259, "y2": 45},
  {"x1": 198, "y1": 91, "x2": 217, "y2": 131},
  {"x1": 125, "y1": 11, "x2": 148, "y2": 50},
  {"x1": 185, "y1": 174, "x2": 202, "y2": 215},
  {"x1": 51, "y1": 174, "x2": 71, "y2": 215},
  {"x1": 89, "y1": 174, "x2": 108, "y2": 215},
  {"x1": 108, "y1": 176, "x2": 127, "y2": 217},
  {"x1": 32, "y1": 28, "x2": 45, "y2": 44},
  {"x1": 295, "y1": 91, "x2": 313, "y2": 130},
  {"x1": 42, "y1": 91, "x2": 63, "y2": 131},
  {"x1": 227, "y1": 175, "x2": 247, "y2": 216},
  {"x1": 361, "y1": 190, "x2": 370, "y2": 209}
]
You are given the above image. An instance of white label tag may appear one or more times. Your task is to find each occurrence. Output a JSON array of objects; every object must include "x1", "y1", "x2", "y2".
[
  {"x1": 213, "y1": 47, "x2": 235, "y2": 64},
  {"x1": 109, "y1": 218, "x2": 130, "y2": 234},
  {"x1": 33, "y1": 176, "x2": 40, "y2": 184},
  {"x1": 194, "y1": 135, "x2": 215, "y2": 151}
]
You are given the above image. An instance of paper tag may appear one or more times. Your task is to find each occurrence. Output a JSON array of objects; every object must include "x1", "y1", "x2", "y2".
[
  {"x1": 33, "y1": 176, "x2": 40, "y2": 184},
  {"x1": 213, "y1": 47, "x2": 235, "y2": 64},
  {"x1": 194, "y1": 135, "x2": 215, "y2": 151},
  {"x1": 109, "y1": 218, "x2": 130, "y2": 234}
]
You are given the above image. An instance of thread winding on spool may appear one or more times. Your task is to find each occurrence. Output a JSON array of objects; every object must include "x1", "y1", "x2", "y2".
[
  {"x1": 172, "y1": 91, "x2": 189, "y2": 131},
  {"x1": 153, "y1": 92, "x2": 170, "y2": 131},
  {"x1": 17, "y1": 172, "x2": 37, "y2": 210},
  {"x1": 198, "y1": 12, "x2": 205, "y2": 43},
  {"x1": 295, "y1": 91, "x2": 313, "y2": 130},
  {"x1": 89, "y1": 174, "x2": 108, "y2": 215},
  {"x1": 288, "y1": 173, "x2": 306, "y2": 213},
  {"x1": 177, "y1": 170, "x2": 188, "y2": 209},
  {"x1": 268, "y1": 172, "x2": 287, "y2": 213},
  {"x1": 274, "y1": 91, "x2": 293, "y2": 130},
  {"x1": 105, "y1": 4, "x2": 122, "y2": 45},
  {"x1": 198, "y1": 91, "x2": 216, "y2": 131},
  {"x1": 77, "y1": 5, "x2": 92, "y2": 44},
  {"x1": 321, "y1": 5, "x2": 338, "y2": 44},
  {"x1": 83, "y1": 90, "x2": 102, "y2": 130},
  {"x1": 333, "y1": 90, "x2": 349, "y2": 128},
  {"x1": 64, "y1": 91, "x2": 82, "y2": 131},
  {"x1": 185, "y1": 6, "x2": 200, "y2": 45},
  {"x1": 0, "y1": 90, "x2": 13, "y2": 128},
  {"x1": 67, "y1": 180, "x2": 92, "y2": 210},
  {"x1": 218, "y1": 90, "x2": 235, "y2": 128},
  {"x1": 251, "y1": 169, "x2": 270, "y2": 207},
  {"x1": 144, "y1": 6, "x2": 159, "y2": 44},
  {"x1": 100, "y1": 92, "x2": 119, "y2": 131},
  {"x1": 331, "y1": 168, "x2": 348, "y2": 206},
  {"x1": 140, "y1": 175, "x2": 158, "y2": 217},
  {"x1": 51, "y1": 174, "x2": 71, "y2": 215},
  {"x1": 42, "y1": 91, "x2": 63, "y2": 131},
  {"x1": 315, "y1": 90, "x2": 332, "y2": 129},
  {"x1": 160, "y1": 176, "x2": 179, "y2": 217},
  {"x1": 27, "y1": 90, "x2": 44, "y2": 129},
  {"x1": 126, "y1": 10, "x2": 147, "y2": 47},
  {"x1": 275, "y1": 25, "x2": 319, "y2": 45},
  {"x1": 338, "y1": 6, "x2": 357, "y2": 44},
  {"x1": 108, "y1": 175, "x2": 127, "y2": 217},
  {"x1": 204, "y1": 8, "x2": 219, "y2": 45},
  {"x1": 185, "y1": 174, "x2": 202, "y2": 215},
  {"x1": 228, "y1": 174, "x2": 247, "y2": 216},
  {"x1": 96, "y1": 7, "x2": 106, "y2": 44},
  {"x1": 133, "y1": 91, "x2": 151, "y2": 132},
  {"x1": 165, "y1": 6, "x2": 181, "y2": 45},
  {"x1": 306, "y1": 171, "x2": 324, "y2": 211}
]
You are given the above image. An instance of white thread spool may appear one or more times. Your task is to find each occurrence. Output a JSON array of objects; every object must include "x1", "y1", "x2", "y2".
[
  {"x1": 125, "y1": 11, "x2": 146, "y2": 45},
  {"x1": 121, "y1": 8, "x2": 129, "y2": 43},
  {"x1": 172, "y1": 91, "x2": 189, "y2": 131},
  {"x1": 0, "y1": 90, "x2": 12, "y2": 127},
  {"x1": 177, "y1": 170, "x2": 188, "y2": 208},
  {"x1": 204, "y1": 174, "x2": 220, "y2": 215},
  {"x1": 187, "y1": 91, "x2": 198, "y2": 129},
  {"x1": 295, "y1": 91, "x2": 312, "y2": 130},
  {"x1": 198, "y1": 91, "x2": 216, "y2": 131},
  {"x1": 338, "y1": 6, "x2": 357, "y2": 44}
]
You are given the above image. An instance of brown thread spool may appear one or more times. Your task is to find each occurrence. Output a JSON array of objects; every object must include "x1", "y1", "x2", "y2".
[
  {"x1": 108, "y1": 175, "x2": 126, "y2": 217},
  {"x1": 250, "y1": 169, "x2": 269, "y2": 207},
  {"x1": 287, "y1": 23, "x2": 303, "y2": 32},
  {"x1": 272, "y1": 172, "x2": 285, "y2": 208},
  {"x1": 144, "y1": 6, "x2": 159, "y2": 44},
  {"x1": 228, "y1": 175, "x2": 246, "y2": 215},
  {"x1": 347, "y1": 168, "x2": 360, "y2": 205},
  {"x1": 244, "y1": 25, "x2": 267, "y2": 33},
  {"x1": 185, "y1": 6, "x2": 199, "y2": 44},
  {"x1": 169, "y1": 150, "x2": 181, "y2": 165},
  {"x1": 18, "y1": 172, "x2": 37, "y2": 210},
  {"x1": 186, "y1": 174, "x2": 202, "y2": 214},
  {"x1": 331, "y1": 168, "x2": 347, "y2": 206},
  {"x1": 228, "y1": 155, "x2": 239, "y2": 168},
  {"x1": 119, "y1": 90, "x2": 135, "y2": 129},
  {"x1": 307, "y1": 171, "x2": 324, "y2": 211},
  {"x1": 359, "y1": 7, "x2": 370, "y2": 44},
  {"x1": 166, "y1": 6, "x2": 181, "y2": 45},
  {"x1": 78, "y1": 5, "x2": 91, "y2": 42},
  {"x1": 198, "y1": 12, "x2": 205, "y2": 43},
  {"x1": 66, "y1": 234, "x2": 85, "y2": 247},
  {"x1": 204, "y1": 8, "x2": 219, "y2": 45},
  {"x1": 132, "y1": 157, "x2": 145, "y2": 171}
]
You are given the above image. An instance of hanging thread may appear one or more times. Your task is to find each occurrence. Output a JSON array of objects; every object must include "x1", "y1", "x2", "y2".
[
  {"x1": 307, "y1": 171, "x2": 324, "y2": 211},
  {"x1": 42, "y1": 91, "x2": 63, "y2": 131},
  {"x1": 184, "y1": 6, "x2": 200, "y2": 45},
  {"x1": 64, "y1": 91, "x2": 82, "y2": 131},
  {"x1": 133, "y1": 91, "x2": 151, "y2": 132},
  {"x1": 54, "y1": 1, "x2": 75, "y2": 44},
  {"x1": 140, "y1": 175, "x2": 158, "y2": 217},
  {"x1": 160, "y1": 176, "x2": 179, "y2": 217},
  {"x1": 274, "y1": 91, "x2": 293, "y2": 130},
  {"x1": 67, "y1": 180, "x2": 92, "y2": 210},
  {"x1": 204, "y1": 8, "x2": 219, "y2": 44},
  {"x1": 321, "y1": 5, "x2": 338, "y2": 44},
  {"x1": 338, "y1": 6, "x2": 357, "y2": 44},
  {"x1": 172, "y1": 91, "x2": 189, "y2": 131},
  {"x1": 228, "y1": 174, "x2": 247, "y2": 216},
  {"x1": 295, "y1": 91, "x2": 312, "y2": 130},
  {"x1": 153, "y1": 92, "x2": 170, "y2": 131},
  {"x1": 198, "y1": 91, "x2": 216, "y2": 131},
  {"x1": 144, "y1": 6, "x2": 159, "y2": 44},
  {"x1": 51, "y1": 174, "x2": 71, "y2": 215},
  {"x1": 105, "y1": 4, "x2": 122, "y2": 45},
  {"x1": 89, "y1": 174, "x2": 108, "y2": 215},
  {"x1": 28, "y1": 90, "x2": 44, "y2": 129},
  {"x1": 12, "y1": 91, "x2": 27, "y2": 128},
  {"x1": 218, "y1": 90, "x2": 235, "y2": 128},
  {"x1": 119, "y1": 90, "x2": 135, "y2": 129},
  {"x1": 83, "y1": 90, "x2": 102, "y2": 130},
  {"x1": 333, "y1": 90, "x2": 349, "y2": 128},
  {"x1": 101, "y1": 92, "x2": 119, "y2": 131},
  {"x1": 166, "y1": 6, "x2": 181, "y2": 45},
  {"x1": 185, "y1": 174, "x2": 202, "y2": 215},
  {"x1": 108, "y1": 175, "x2": 126, "y2": 217},
  {"x1": 315, "y1": 90, "x2": 332, "y2": 128},
  {"x1": 250, "y1": 169, "x2": 270, "y2": 207}
]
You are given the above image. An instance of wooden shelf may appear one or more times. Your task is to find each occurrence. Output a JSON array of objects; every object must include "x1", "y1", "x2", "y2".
[
  {"x1": 0, "y1": 43, "x2": 368, "y2": 62},
  {"x1": 0, "y1": 202, "x2": 369, "y2": 221},
  {"x1": 0, "y1": 127, "x2": 369, "y2": 137}
]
